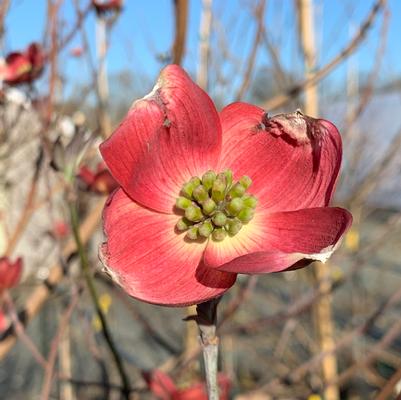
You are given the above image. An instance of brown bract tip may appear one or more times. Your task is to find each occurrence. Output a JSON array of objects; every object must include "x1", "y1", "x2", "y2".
[{"x1": 265, "y1": 110, "x2": 328, "y2": 146}]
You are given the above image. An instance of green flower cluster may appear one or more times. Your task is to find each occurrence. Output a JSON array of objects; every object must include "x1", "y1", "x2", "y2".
[{"x1": 175, "y1": 169, "x2": 258, "y2": 242}]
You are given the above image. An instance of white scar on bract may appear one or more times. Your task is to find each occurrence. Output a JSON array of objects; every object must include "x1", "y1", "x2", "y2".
[
  {"x1": 130, "y1": 80, "x2": 162, "y2": 109},
  {"x1": 299, "y1": 238, "x2": 344, "y2": 264}
]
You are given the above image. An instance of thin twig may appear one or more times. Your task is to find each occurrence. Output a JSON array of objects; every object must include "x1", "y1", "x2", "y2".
[
  {"x1": 40, "y1": 287, "x2": 80, "y2": 400},
  {"x1": 2, "y1": 291, "x2": 47, "y2": 368},
  {"x1": 68, "y1": 201, "x2": 131, "y2": 399},
  {"x1": 259, "y1": 281, "x2": 401, "y2": 393},
  {"x1": 0, "y1": 0, "x2": 10, "y2": 43},
  {"x1": 235, "y1": 0, "x2": 266, "y2": 101},
  {"x1": 197, "y1": 0, "x2": 213, "y2": 90},
  {"x1": 172, "y1": 0, "x2": 188, "y2": 65},
  {"x1": 0, "y1": 199, "x2": 105, "y2": 360},
  {"x1": 261, "y1": 0, "x2": 386, "y2": 111},
  {"x1": 376, "y1": 363, "x2": 401, "y2": 400}
]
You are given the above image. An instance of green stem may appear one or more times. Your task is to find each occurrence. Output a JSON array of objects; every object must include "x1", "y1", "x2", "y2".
[{"x1": 68, "y1": 202, "x2": 131, "y2": 399}]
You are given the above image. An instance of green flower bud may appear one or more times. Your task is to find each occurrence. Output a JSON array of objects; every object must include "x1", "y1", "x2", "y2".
[
  {"x1": 176, "y1": 169, "x2": 257, "y2": 241},
  {"x1": 211, "y1": 179, "x2": 226, "y2": 202},
  {"x1": 185, "y1": 205, "x2": 203, "y2": 222},
  {"x1": 193, "y1": 185, "x2": 209, "y2": 203},
  {"x1": 237, "y1": 207, "x2": 255, "y2": 223},
  {"x1": 202, "y1": 198, "x2": 216, "y2": 215},
  {"x1": 186, "y1": 226, "x2": 198, "y2": 240},
  {"x1": 212, "y1": 212, "x2": 227, "y2": 227},
  {"x1": 229, "y1": 183, "x2": 246, "y2": 198},
  {"x1": 216, "y1": 172, "x2": 227, "y2": 184},
  {"x1": 176, "y1": 196, "x2": 192, "y2": 210},
  {"x1": 212, "y1": 228, "x2": 227, "y2": 241},
  {"x1": 224, "y1": 169, "x2": 233, "y2": 188},
  {"x1": 243, "y1": 194, "x2": 258, "y2": 208},
  {"x1": 226, "y1": 218, "x2": 243, "y2": 235},
  {"x1": 198, "y1": 221, "x2": 213, "y2": 238},
  {"x1": 202, "y1": 170, "x2": 216, "y2": 191},
  {"x1": 176, "y1": 218, "x2": 190, "y2": 231},
  {"x1": 181, "y1": 177, "x2": 201, "y2": 198},
  {"x1": 226, "y1": 197, "x2": 244, "y2": 215},
  {"x1": 239, "y1": 175, "x2": 252, "y2": 189}
]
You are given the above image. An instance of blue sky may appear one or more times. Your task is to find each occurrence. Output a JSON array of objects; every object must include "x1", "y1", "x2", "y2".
[{"x1": 3, "y1": 0, "x2": 401, "y2": 102}]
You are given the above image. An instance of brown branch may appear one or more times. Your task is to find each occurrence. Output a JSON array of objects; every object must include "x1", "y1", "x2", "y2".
[
  {"x1": 345, "y1": 7, "x2": 389, "y2": 129},
  {"x1": 376, "y1": 363, "x2": 401, "y2": 400},
  {"x1": 219, "y1": 275, "x2": 258, "y2": 327},
  {"x1": 197, "y1": 0, "x2": 213, "y2": 90},
  {"x1": 261, "y1": 0, "x2": 386, "y2": 111},
  {"x1": 109, "y1": 281, "x2": 180, "y2": 355},
  {"x1": 46, "y1": 0, "x2": 63, "y2": 124},
  {"x1": 262, "y1": 26, "x2": 291, "y2": 91},
  {"x1": 258, "y1": 281, "x2": 401, "y2": 394},
  {"x1": 0, "y1": 199, "x2": 105, "y2": 360},
  {"x1": 172, "y1": 0, "x2": 188, "y2": 65},
  {"x1": 235, "y1": 0, "x2": 266, "y2": 101},
  {"x1": 0, "y1": 0, "x2": 10, "y2": 42},
  {"x1": 40, "y1": 288, "x2": 80, "y2": 400},
  {"x1": 2, "y1": 291, "x2": 47, "y2": 368},
  {"x1": 331, "y1": 318, "x2": 401, "y2": 389},
  {"x1": 347, "y1": 125, "x2": 401, "y2": 207},
  {"x1": 59, "y1": 1, "x2": 92, "y2": 51}
]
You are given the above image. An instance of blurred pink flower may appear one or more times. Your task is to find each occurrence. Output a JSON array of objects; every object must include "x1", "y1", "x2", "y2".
[
  {"x1": 78, "y1": 161, "x2": 119, "y2": 195},
  {"x1": 143, "y1": 370, "x2": 231, "y2": 400},
  {"x1": 53, "y1": 220, "x2": 70, "y2": 239},
  {"x1": 0, "y1": 256, "x2": 23, "y2": 291},
  {"x1": 69, "y1": 46, "x2": 84, "y2": 58},
  {"x1": 92, "y1": 0, "x2": 123, "y2": 14},
  {"x1": 0, "y1": 43, "x2": 45, "y2": 86},
  {"x1": 0, "y1": 310, "x2": 9, "y2": 333}
]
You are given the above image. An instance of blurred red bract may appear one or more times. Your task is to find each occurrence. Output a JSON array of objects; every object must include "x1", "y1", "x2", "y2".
[
  {"x1": 144, "y1": 370, "x2": 231, "y2": 400},
  {"x1": 0, "y1": 256, "x2": 23, "y2": 291},
  {"x1": 92, "y1": 0, "x2": 123, "y2": 15},
  {"x1": 0, "y1": 43, "x2": 45, "y2": 86},
  {"x1": 69, "y1": 46, "x2": 84, "y2": 58},
  {"x1": 78, "y1": 161, "x2": 119, "y2": 195},
  {"x1": 53, "y1": 220, "x2": 70, "y2": 239}
]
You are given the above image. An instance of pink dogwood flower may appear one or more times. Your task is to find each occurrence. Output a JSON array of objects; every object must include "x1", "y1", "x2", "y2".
[
  {"x1": 0, "y1": 43, "x2": 45, "y2": 86},
  {"x1": 99, "y1": 65, "x2": 352, "y2": 306},
  {"x1": 0, "y1": 256, "x2": 23, "y2": 291}
]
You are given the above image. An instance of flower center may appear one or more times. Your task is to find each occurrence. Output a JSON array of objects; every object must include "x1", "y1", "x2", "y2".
[{"x1": 175, "y1": 169, "x2": 258, "y2": 242}]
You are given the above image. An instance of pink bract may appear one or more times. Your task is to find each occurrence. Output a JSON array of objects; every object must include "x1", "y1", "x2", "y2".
[
  {"x1": 0, "y1": 256, "x2": 23, "y2": 291},
  {"x1": 0, "y1": 43, "x2": 45, "y2": 86},
  {"x1": 99, "y1": 65, "x2": 352, "y2": 306}
]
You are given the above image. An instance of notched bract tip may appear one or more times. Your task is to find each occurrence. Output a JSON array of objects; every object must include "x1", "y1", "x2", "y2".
[{"x1": 264, "y1": 110, "x2": 328, "y2": 146}]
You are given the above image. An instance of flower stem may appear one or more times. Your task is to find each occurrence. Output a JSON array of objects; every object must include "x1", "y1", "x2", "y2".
[
  {"x1": 196, "y1": 298, "x2": 220, "y2": 400},
  {"x1": 68, "y1": 202, "x2": 131, "y2": 399}
]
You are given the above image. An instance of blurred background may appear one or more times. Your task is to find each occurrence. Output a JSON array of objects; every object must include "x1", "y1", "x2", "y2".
[{"x1": 1, "y1": 0, "x2": 401, "y2": 399}]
